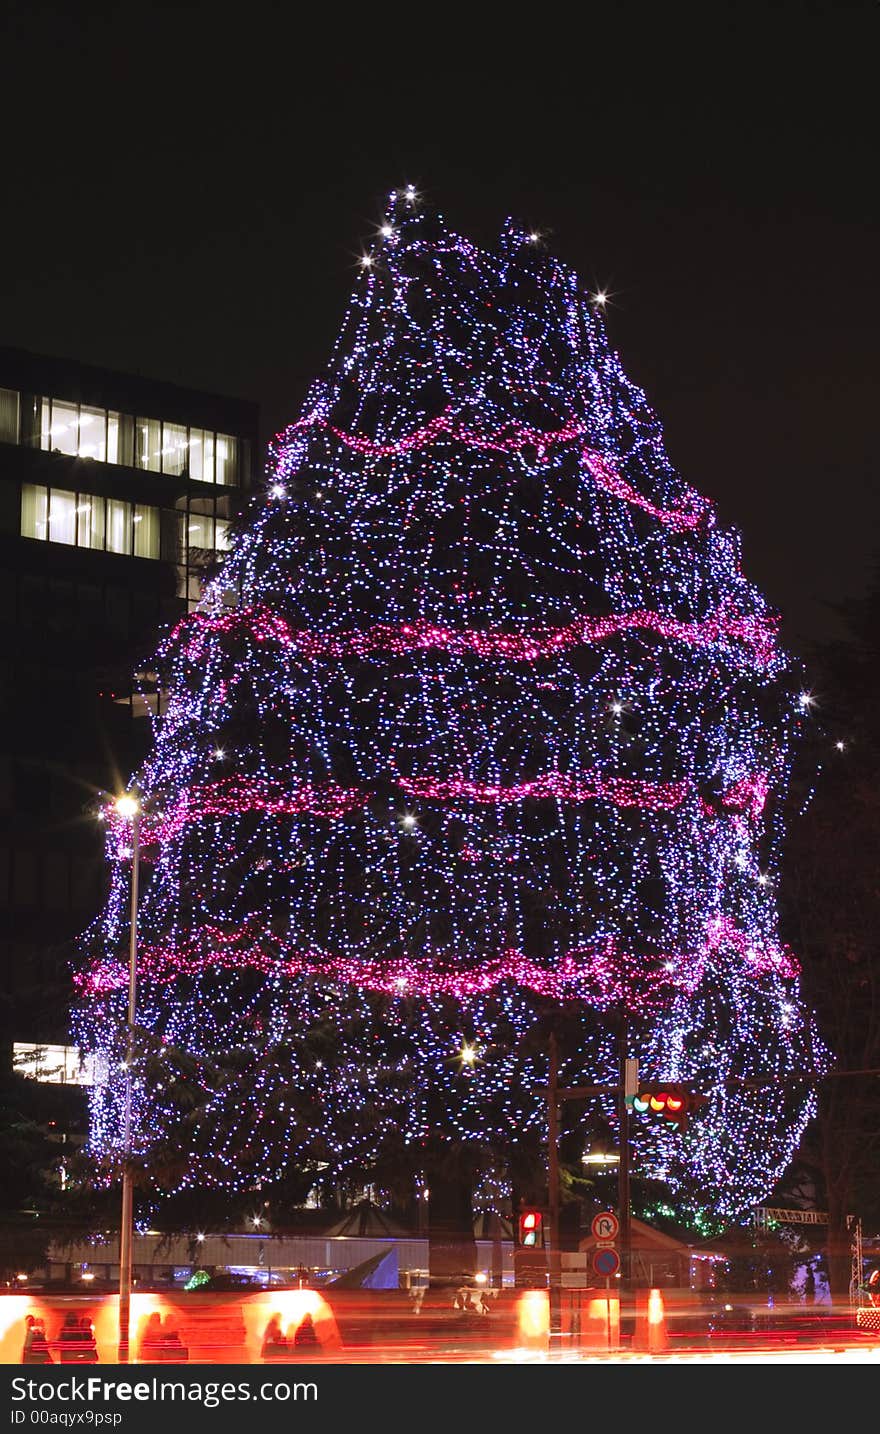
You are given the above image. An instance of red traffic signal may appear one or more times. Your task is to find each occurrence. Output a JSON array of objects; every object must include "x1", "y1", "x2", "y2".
[
  {"x1": 518, "y1": 1209, "x2": 544, "y2": 1247},
  {"x1": 630, "y1": 1083, "x2": 709, "y2": 1133}
]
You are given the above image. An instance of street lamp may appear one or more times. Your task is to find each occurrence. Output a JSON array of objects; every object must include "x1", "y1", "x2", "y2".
[{"x1": 114, "y1": 791, "x2": 141, "y2": 1364}]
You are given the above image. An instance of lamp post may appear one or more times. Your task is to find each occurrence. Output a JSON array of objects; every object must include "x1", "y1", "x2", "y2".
[
  {"x1": 547, "y1": 1034, "x2": 562, "y2": 1347},
  {"x1": 114, "y1": 792, "x2": 141, "y2": 1364}
]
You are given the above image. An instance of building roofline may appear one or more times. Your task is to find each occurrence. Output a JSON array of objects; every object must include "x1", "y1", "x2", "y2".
[{"x1": 0, "y1": 344, "x2": 259, "y2": 435}]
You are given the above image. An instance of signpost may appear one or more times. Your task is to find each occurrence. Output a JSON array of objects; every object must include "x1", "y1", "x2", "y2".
[{"x1": 544, "y1": 1042, "x2": 634, "y2": 1350}]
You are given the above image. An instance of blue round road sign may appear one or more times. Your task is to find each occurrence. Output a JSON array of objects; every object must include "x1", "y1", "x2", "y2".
[{"x1": 592, "y1": 1246, "x2": 621, "y2": 1277}]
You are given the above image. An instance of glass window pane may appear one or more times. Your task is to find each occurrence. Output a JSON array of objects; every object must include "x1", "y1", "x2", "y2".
[
  {"x1": 78, "y1": 406, "x2": 106, "y2": 462},
  {"x1": 216, "y1": 433, "x2": 238, "y2": 486},
  {"x1": 162, "y1": 422, "x2": 188, "y2": 476},
  {"x1": 48, "y1": 489, "x2": 77, "y2": 545},
  {"x1": 160, "y1": 508, "x2": 184, "y2": 563},
  {"x1": 106, "y1": 498, "x2": 131, "y2": 554},
  {"x1": 187, "y1": 513, "x2": 213, "y2": 551},
  {"x1": 77, "y1": 493, "x2": 105, "y2": 550},
  {"x1": 39, "y1": 397, "x2": 51, "y2": 451},
  {"x1": 135, "y1": 416, "x2": 161, "y2": 471},
  {"x1": 0, "y1": 387, "x2": 19, "y2": 444},
  {"x1": 188, "y1": 427, "x2": 207, "y2": 482},
  {"x1": 215, "y1": 518, "x2": 231, "y2": 552},
  {"x1": 20, "y1": 484, "x2": 48, "y2": 539},
  {"x1": 133, "y1": 504, "x2": 159, "y2": 558},
  {"x1": 48, "y1": 401, "x2": 79, "y2": 456},
  {"x1": 110, "y1": 412, "x2": 135, "y2": 468}
]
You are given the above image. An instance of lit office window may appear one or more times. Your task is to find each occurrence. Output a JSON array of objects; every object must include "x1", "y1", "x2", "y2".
[
  {"x1": 107, "y1": 498, "x2": 132, "y2": 554},
  {"x1": 48, "y1": 488, "x2": 77, "y2": 545},
  {"x1": 21, "y1": 484, "x2": 159, "y2": 558},
  {"x1": 162, "y1": 421, "x2": 189, "y2": 476},
  {"x1": 43, "y1": 398, "x2": 79, "y2": 456},
  {"x1": 215, "y1": 518, "x2": 232, "y2": 552},
  {"x1": 135, "y1": 416, "x2": 162, "y2": 472},
  {"x1": 77, "y1": 493, "x2": 106, "y2": 550},
  {"x1": 13, "y1": 1042, "x2": 98, "y2": 1086},
  {"x1": 0, "y1": 387, "x2": 19, "y2": 443},
  {"x1": 78, "y1": 406, "x2": 107, "y2": 461},
  {"x1": 20, "y1": 483, "x2": 48, "y2": 538},
  {"x1": 107, "y1": 411, "x2": 135, "y2": 467},
  {"x1": 25, "y1": 393, "x2": 246, "y2": 488},
  {"x1": 187, "y1": 513, "x2": 213, "y2": 551},
  {"x1": 188, "y1": 427, "x2": 211, "y2": 483},
  {"x1": 133, "y1": 504, "x2": 159, "y2": 558},
  {"x1": 216, "y1": 433, "x2": 239, "y2": 486}
]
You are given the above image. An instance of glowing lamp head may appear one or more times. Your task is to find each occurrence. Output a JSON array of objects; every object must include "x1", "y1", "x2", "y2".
[
  {"x1": 460, "y1": 1042, "x2": 477, "y2": 1065},
  {"x1": 594, "y1": 290, "x2": 608, "y2": 306},
  {"x1": 114, "y1": 794, "x2": 140, "y2": 820}
]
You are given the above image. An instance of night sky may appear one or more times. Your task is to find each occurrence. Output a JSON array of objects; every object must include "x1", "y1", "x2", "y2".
[{"x1": 1, "y1": 1, "x2": 876, "y2": 655}]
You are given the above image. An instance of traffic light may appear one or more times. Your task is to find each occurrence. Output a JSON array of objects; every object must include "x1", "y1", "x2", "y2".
[
  {"x1": 630, "y1": 1082, "x2": 709, "y2": 1133},
  {"x1": 518, "y1": 1208, "x2": 544, "y2": 1247}
]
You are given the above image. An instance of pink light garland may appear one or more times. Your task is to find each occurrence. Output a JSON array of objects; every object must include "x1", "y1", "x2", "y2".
[
  {"x1": 75, "y1": 916, "x2": 799, "y2": 1005},
  {"x1": 106, "y1": 767, "x2": 771, "y2": 855},
  {"x1": 170, "y1": 601, "x2": 779, "y2": 668},
  {"x1": 276, "y1": 408, "x2": 709, "y2": 531},
  {"x1": 705, "y1": 915, "x2": 799, "y2": 978},
  {"x1": 107, "y1": 777, "x2": 367, "y2": 853},
  {"x1": 398, "y1": 772, "x2": 688, "y2": 810},
  {"x1": 719, "y1": 773, "x2": 770, "y2": 818}
]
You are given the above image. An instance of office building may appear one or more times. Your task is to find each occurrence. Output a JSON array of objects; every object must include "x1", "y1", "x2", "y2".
[{"x1": 0, "y1": 346, "x2": 259, "y2": 1066}]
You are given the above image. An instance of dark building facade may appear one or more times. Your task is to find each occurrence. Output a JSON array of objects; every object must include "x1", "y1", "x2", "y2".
[{"x1": 0, "y1": 347, "x2": 259, "y2": 1061}]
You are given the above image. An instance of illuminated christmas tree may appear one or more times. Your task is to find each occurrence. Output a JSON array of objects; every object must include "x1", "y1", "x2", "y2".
[{"x1": 74, "y1": 190, "x2": 828, "y2": 1224}]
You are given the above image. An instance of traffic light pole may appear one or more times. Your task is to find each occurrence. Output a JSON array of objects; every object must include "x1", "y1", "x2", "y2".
[
  {"x1": 617, "y1": 1013, "x2": 632, "y2": 1290},
  {"x1": 543, "y1": 1045, "x2": 628, "y2": 1354}
]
